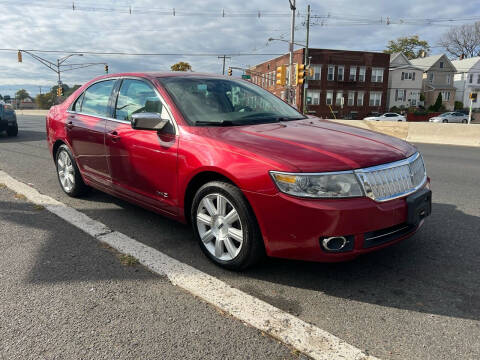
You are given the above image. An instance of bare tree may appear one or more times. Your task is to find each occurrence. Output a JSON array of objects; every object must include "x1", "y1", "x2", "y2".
[{"x1": 439, "y1": 22, "x2": 480, "y2": 58}]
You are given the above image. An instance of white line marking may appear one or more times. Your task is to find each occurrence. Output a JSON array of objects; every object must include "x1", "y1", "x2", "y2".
[{"x1": 0, "y1": 170, "x2": 379, "y2": 360}]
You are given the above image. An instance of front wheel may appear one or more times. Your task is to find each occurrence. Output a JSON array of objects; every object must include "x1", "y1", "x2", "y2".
[
  {"x1": 462, "y1": 119, "x2": 467, "y2": 124},
  {"x1": 55, "y1": 144, "x2": 89, "y2": 197},
  {"x1": 191, "y1": 181, "x2": 265, "y2": 270},
  {"x1": 442, "y1": 119, "x2": 448, "y2": 123}
]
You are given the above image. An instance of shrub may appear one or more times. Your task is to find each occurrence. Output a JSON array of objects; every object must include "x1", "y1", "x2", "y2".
[{"x1": 454, "y1": 101, "x2": 464, "y2": 110}]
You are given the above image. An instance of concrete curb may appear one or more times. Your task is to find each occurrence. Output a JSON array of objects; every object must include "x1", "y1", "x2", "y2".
[
  {"x1": 331, "y1": 120, "x2": 480, "y2": 147},
  {"x1": 15, "y1": 109, "x2": 49, "y2": 116}
]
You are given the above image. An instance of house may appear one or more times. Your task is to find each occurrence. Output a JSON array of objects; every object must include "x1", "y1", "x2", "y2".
[
  {"x1": 246, "y1": 48, "x2": 390, "y2": 119},
  {"x1": 410, "y1": 54, "x2": 456, "y2": 110},
  {"x1": 387, "y1": 53, "x2": 423, "y2": 110},
  {"x1": 451, "y1": 56, "x2": 480, "y2": 109}
]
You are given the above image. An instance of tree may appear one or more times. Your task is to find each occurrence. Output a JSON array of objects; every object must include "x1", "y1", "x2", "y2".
[
  {"x1": 35, "y1": 93, "x2": 54, "y2": 109},
  {"x1": 439, "y1": 22, "x2": 480, "y2": 59},
  {"x1": 384, "y1": 35, "x2": 430, "y2": 59},
  {"x1": 429, "y1": 93, "x2": 443, "y2": 112},
  {"x1": 0, "y1": 94, "x2": 3, "y2": 100},
  {"x1": 65, "y1": 84, "x2": 81, "y2": 97},
  {"x1": 170, "y1": 62, "x2": 192, "y2": 71},
  {"x1": 15, "y1": 89, "x2": 30, "y2": 101}
]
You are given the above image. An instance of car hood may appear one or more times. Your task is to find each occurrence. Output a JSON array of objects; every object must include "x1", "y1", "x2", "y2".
[{"x1": 195, "y1": 118, "x2": 417, "y2": 172}]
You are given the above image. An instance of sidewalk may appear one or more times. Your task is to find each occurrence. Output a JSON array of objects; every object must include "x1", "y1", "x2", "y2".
[{"x1": 0, "y1": 186, "x2": 296, "y2": 360}]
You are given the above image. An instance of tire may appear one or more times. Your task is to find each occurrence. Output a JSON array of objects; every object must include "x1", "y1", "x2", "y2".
[
  {"x1": 191, "y1": 181, "x2": 265, "y2": 270},
  {"x1": 442, "y1": 119, "x2": 448, "y2": 123},
  {"x1": 462, "y1": 119, "x2": 467, "y2": 124},
  {"x1": 55, "y1": 144, "x2": 89, "y2": 197},
  {"x1": 6, "y1": 123, "x2": 18, "y2": 137}
]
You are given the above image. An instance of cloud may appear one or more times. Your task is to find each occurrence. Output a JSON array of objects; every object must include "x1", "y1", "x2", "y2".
[{"x1": 0, "y1": 0, "x2": 476, "y2": 96}]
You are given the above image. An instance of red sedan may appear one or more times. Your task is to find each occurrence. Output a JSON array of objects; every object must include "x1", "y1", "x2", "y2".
[{"x1": 46, "y1": 72, "x2": 431, "y2": 269}]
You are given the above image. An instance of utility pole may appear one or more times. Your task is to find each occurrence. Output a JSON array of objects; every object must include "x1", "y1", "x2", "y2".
[
  {"x1": 218, "y1": 55, "x2": 231, "y2": 75},
  {"x1": 287, "y1": 0, "x2": 296, "y2": 105},
  {"x1": 303, "y1": 4, "x2": 310, "y2": 114}
]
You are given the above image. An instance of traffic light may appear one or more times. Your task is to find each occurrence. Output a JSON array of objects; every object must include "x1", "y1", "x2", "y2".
[
  {"x1": 276, "y1": 65, "x2": 286, "y2": 86},
  {"x1": 57, "y1": 87, "x2": 63, "y2": 97},
  {"x1": 470, "y1": 93, "x2": 478, "y2": 102},
  {"x1": 17, "y1": 51, "x2": 22, "y2": 63},
  {"x1": 227, "y1": 67, "x2": 232, "y2": 76},
  {"x1": 295, "y1": 63, "x2": 306, "y2": 85},
  {"x1": 105, "y1": 64, "x2": 109, "y2": 74}
]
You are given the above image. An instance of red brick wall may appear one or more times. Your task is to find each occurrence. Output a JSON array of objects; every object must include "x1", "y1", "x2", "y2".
[{"x1": 247, "y1": 48, "x2": 390, "y2": 119}]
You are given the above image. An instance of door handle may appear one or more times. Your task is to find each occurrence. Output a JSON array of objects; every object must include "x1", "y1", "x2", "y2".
[
  {"x1": 66, "y1": 121, "x2": 74, "y2": 130},
  {"x1": 107, "y1": 130, "x2": 120, "y2": 142}
]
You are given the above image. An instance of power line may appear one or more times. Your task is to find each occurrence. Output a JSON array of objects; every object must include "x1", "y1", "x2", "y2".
[{"x1": 0, "y1": 48, "x2": 284, "y2": 57}]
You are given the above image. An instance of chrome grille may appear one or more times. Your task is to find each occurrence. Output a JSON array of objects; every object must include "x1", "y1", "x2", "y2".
[{"x1": 355, "y1": 153, "x2": 427, "y2": 202}]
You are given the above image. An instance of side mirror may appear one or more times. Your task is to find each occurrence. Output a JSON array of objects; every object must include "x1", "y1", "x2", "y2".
[{"x1": 131, "y1": 113, "x2": 169, "y2": 131}]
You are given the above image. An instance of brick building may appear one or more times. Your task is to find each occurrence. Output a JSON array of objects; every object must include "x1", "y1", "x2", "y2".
[{"x1": 247, "y1": 48, "x2": 390, "y2": 119}]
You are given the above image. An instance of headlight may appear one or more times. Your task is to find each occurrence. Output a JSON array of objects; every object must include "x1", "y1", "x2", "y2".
[{"x1": 270, "y1": 171, "x2": 364, "y2": 198}]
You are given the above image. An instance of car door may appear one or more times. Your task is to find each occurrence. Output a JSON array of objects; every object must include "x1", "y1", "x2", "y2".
[
  {"x1": 105, "y1": 78, "x2": 179, "y2": 215},
  {"x1": 67, "y1": 79, "x2": 115, "y2": 186}
]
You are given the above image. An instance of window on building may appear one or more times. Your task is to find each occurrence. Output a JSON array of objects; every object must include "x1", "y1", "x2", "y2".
[
  {"x1": 371, "y1": 68, "x2": 384, "y2": 82},
  {"x1": 447, "y1": 74, "x2": 451, "y2": 85},
  {"x1": 358, "y1": 67, "x2": 366, "y2": 82},
  {"x1": 327, "y1": 65, "x2": 335, "y2": 81},
  {"x1": 310, "y1": 64, "x2": 321, "y2": 80},
  {"x1": 326, "y1": 90, "x2": 333, "y2": 105},
  {"x1": 306, "y1": 90, "x2": 321, "y2": 105},
  {"x1": 441, "y1": 91, "x2": 451, "y2": 101},
  {"x1": 357, "y1": 91, "x2": 364, "y2": 106},
  {"x1": 428, "y1": 72, "x2": 434, "y2": 83},
  {"x1": 349, "y1": 66, "x2": 357, "y2": 81},
  {"x1": 335, "y1": 91, "x2": 344, "y2": 106},
  {"x1": 348, "y1": 91, "x2": 355, "y2": 106},
  {"x1": 337, "y1": 66, "x2": 344, "y2": 81},
  {"x1": 478, "y1": 74, "x2": 480, "y2": 84},
  {"x1": 369, "y1": 92, "x2": 382, "y2": 106},
  {"x1": 439, "y1": 61, "x2": 444, "y2": 68},
  {"x1": 469, "y1": 74, "x2": 473, "y2": 83},
  {"x1": 395, "y1": 89, "x2": 406, "y2": 101}
]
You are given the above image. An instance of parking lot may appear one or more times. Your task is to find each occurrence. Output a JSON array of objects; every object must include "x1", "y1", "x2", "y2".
[{"x1": 1, "y1": 115, "x2": 480, "y2": 359}]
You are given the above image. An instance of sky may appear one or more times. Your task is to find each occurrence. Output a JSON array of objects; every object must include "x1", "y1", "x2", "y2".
[{"x1": 0, "y1": 0, "x2": 478, "y2": 97}]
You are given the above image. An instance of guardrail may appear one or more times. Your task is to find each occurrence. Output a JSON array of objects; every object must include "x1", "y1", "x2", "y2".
[{"x1": 332, "y1": 120, "x2": 480, "y2": 147}]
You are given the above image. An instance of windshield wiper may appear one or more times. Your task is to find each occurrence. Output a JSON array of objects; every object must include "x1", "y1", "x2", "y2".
[{"x1": 194, "y1": 120, "x2": 236, "y2": 126}]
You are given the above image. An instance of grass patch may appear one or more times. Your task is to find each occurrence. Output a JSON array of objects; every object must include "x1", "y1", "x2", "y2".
[
  {"x1": 14, "y1": 193, "x2": 27, "y2": 200},
  {"x1": 0, "y1": 183, "x2": 6, "y2": 189},
  {"x1": 118, "y1": 254, "x2": 139, "y2": 266},
  {"x1": 33, "y1": 204, "x2": 45, "y2": 211}
]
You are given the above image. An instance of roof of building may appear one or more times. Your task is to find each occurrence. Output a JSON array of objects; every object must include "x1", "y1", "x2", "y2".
[
  {"x1": 451, "y1": 57, "x2": 480, "y2": 73},
  {"x1": 410, "y1": 54, "x2": 444, "y2": 69},
  {"x1": 425, "y1": 83, "x2": 457, "y2": 90}
]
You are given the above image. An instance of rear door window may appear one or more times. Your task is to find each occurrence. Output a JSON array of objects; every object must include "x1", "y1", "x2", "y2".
[{"x1": 81, "y1": 80, "x2": 115, "y2": 117}]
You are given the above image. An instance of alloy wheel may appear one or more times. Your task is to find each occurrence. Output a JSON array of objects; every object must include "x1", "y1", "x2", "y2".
[
  {"x1": 57, "y1": 149, "x2": 75, "y2": 193},
  {"x1": 196, "y1": 193, "x2": 244, "y2": 261}
]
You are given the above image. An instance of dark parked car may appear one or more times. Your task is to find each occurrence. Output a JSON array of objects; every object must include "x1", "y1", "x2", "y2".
[
  {"x1": 0, "y1": 103, "x2": 18, "y2": 136},
  {"x1": 46, "y1": 72, "x2": 431, "y2": 269}
]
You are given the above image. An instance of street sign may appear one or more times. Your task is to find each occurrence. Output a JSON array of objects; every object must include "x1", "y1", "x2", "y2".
[{"x1": 241, "y1": 74, "x2": 251, "y2": 79}]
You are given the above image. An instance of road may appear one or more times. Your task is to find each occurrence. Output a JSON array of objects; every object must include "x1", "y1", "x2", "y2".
[{"x1": 1, "y1": 115, "x2": 480, "y2": 359}]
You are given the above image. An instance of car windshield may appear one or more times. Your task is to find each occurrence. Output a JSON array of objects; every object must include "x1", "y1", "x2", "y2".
[
  {"x1": 440, "y1": 113, "x2": 452, "y2": 116},
  {"x1": 158, "y1": 76, "x2": 306, "y2": 126}
]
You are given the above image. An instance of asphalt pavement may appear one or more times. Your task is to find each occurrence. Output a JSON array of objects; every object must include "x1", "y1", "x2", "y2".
[
  {"x1": 0, "y1": 185, "x2": 296, "y2": 359},
  {"x1": 1, "y1": 115, "x2": 479, "y2": 360}
]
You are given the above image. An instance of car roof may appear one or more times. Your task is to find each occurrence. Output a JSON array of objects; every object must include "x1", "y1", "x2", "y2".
[{"x1": 93, "y1": 72, "x2": 232, "y2": 81}]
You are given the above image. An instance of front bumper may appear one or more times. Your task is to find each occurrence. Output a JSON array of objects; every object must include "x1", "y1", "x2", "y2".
[{"x1": 246, "y1": 186, "x2": 428, "y2": 262}]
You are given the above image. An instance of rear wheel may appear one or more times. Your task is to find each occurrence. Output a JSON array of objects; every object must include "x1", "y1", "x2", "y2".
[
  {"x1": 442, "y1": 119, "x2": 448, "y2": 123},
  {"x1": 6, "y1": 123, "x2": 18, "y2": 137},
  {"x1": 55, "y1": 144, "x2": 88, "y2": 197},
  {"x1": 191, "y1": 181, "x2": 264, "y2": 270}
]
